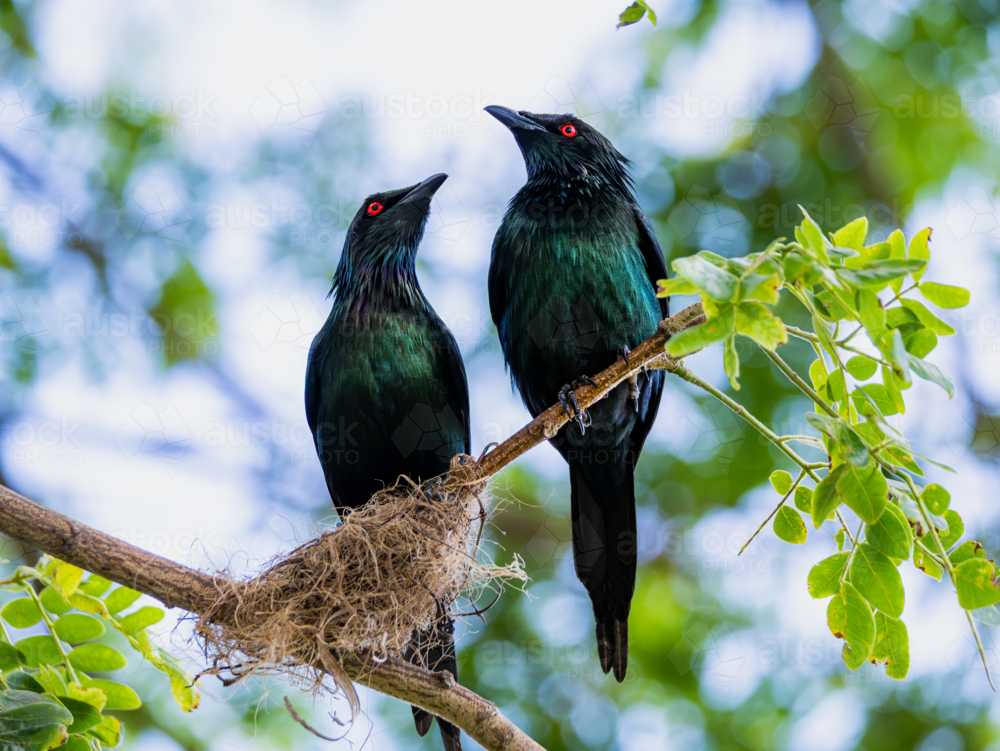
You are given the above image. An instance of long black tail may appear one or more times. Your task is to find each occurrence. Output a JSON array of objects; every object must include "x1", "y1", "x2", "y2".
[
  {"x1": 569, "y1": 461, "x2": 637, "y2": 683},
  {"x1": 405, "y1": 616, "x2": 462, "y2": 751}
]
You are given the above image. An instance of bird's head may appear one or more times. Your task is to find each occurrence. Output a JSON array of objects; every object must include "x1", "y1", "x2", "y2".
[
  {"x1": 343, "y1": 173, "x2": 447, "y2": 268},
  {"x1": 485, "y1": 106, "x2": 631, "y2": 193}
]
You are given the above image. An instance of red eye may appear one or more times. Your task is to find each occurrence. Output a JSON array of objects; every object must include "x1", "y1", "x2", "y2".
[
  {"x1": 560, "y1": 123, "x2": 577, "y2": 137},
  {"x1": 367, "y1": 201, "x2": 383, "y2": 216}
]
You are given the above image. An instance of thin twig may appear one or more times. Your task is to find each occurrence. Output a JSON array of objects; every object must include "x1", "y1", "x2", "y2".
[{"x1": 739, "y1": 469, "x2": 806, "y2": 555}]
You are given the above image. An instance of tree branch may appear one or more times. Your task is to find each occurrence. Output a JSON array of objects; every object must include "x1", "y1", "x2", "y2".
[
  {"x1": 0, "y1": 484, "x2": 542, "y2": 751},
  {"x1": 0, "y1": 302, "x2": 706, "y2": 751},
  {"x1": 474, "y1": 302, "x2": 704, "y2": 478}
]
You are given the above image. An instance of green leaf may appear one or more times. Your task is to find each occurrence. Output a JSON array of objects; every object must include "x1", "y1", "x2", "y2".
[
  {"x1": 854, "y1": 385, "x2": 897, "y2": 417},
  {"x1": 68, "y1": 645, "x2": 126, "y2": 672},
  {"x1": 51, "y1": 563, "x2": 83, "y2": 600},
  {"x1": 907, "y1": 354, "x2": 955, "y2": 397},
  {"x1": 913, "y1": 544, "x2": 943, "y2": 581},
  {"x1": 86, "y1": 715, "x2": 122, "y2": 747},
  {"x1": 799, "y1": 210, "x2": 830, "y2": 263},
  {"x1": 872, "y1": 612, "x2": 910, "y2": 679},
  {"x1": 734, "y1": 302, "x2": 787, "y2": 349},
  {"x1": 846, "y1": 356, "x2": 878, "y2": 381},
  {"x1": 811, "y1": 465, "x2": 847, "y2": 528},
  {"x1": 937, "y1": 509, "x2": 964, "y2": 549},
  {"x1": 38, "y1": 589, "x2": 71, "y2": 616},
  {"x1": 0, "y1": 690, "x2": 72, "y2": 751},
  {"x1": 4, "y1": 671, "x2": 43, "y2": 694},
  {"x1": 666, "y1": 304, "x2": 735, "y2": 357},
  {"x1": 770, "y1": 470, "x2": 793, "y2": 496},
  {"x1": 921, "y1": 484, "x2": 950, "y2": 515},
  {"x1": 826, "y1": 370, "x2": 847, "y2": 402},
  {"x1": 103, "y1": 587, "x2": 142, "y2": 615},
  {"x1": 834, "y1": 217, "x2": 868, "y2": 249},
  {"x1": 866, "y1": 503, "x2": 912, "y2": 559},
  {"x1": 954, "y1": 559, "x2": 1000, "y2": 610},
  {"x1": 885, "y1": 229, "x2": 905, "y2": 294},
  {"x1": 835, "y1": 528, "x2": 847, "y2": 551},
  {"x1": 805, "y1": 413, "x2": 868, "y2": 467},
  {"x1": 841, "y1": 583, "x2": 876, "y2": 669},
  {"x1": 907, "y1": 228, "x2": 931, "y2": 283},
  {"x1": 855, "y1": 290, "x2": 884, "y2": 340},
  {"x1": 808, "y1": 552, "x2": 849, "y2": 598},
  {"x1": 809, "y1": 359, "x2": 828, "y2": 389},
  {"x1": 32, "y1": 665, "x2": 67, "y2": 696},
  {"x1": 77, "y1": 577, "x2": 112, "y2": 598},
  {"x1": 672, "y1": 254, "x2": 739, "y2": 301},
  {"x1": 149, "y1": 260, "x2": 219, "y2": 367},
  {"x1": 885, "y1": 329, "x2": 912, "y2": 385},
  {"x1": 617, "y1": 0, "x2": 655, "y2": 27},
  {"x1": 836, "y1": 464, "x2": 887, "y2": 524},
  {"x1": 13, "y1": 636, "x2": 63, "y2": 668},
  {"x1": 0, "y1": 642, "x2": 23, "y2": 672},
  {"x1": 81, "y1": 680, "x2": 140, "y2": 711},
  {"x1": 949, "y1": 540, "x2": 986, "y2": 567},
  {"x1": 1, "y1": 599, "x2": 42, "y2": 629},
  {"x1": 903, "y1": 328, "x2": 937, "y2": 359},
  {"x1": 56, "y1": 697, "x2": 101, "y2": 735},
  {"x1": 882, "y1": 365, "x2": 907, "y2": 414},
  {"x1": 836, "y1": 259, "x2": 926, "y2": 288},
  {"x1": 919, "y1": 282, "x2": 970, "y2": 309},
  {"x1": 849, "y1": 542, "x2": 905, "y2": 617},
  {"x1": 827, "y1": 593, "x2": 846, "y2": 637},
  {"x1": 656, "y1": 277, "x2": 698, "y2": 297},
  {"x1": 120, "y1": 607, "x2": 164, "y2": 635},
  {"x1": 794, "y1": 486, "x2": 813, "y2": 513},
  {"x1": 723, "y1": 336, "x2": 740, "y2": 390},
  {"x1": 900, "y1": 299, "x2": 956, "y2": 335},
  {"x1": 53, "y1": 614, "x2": 105, "y2": 644},
  {"x1": 773, "y1": 506, "x2": 807, "y2": 544},
  {"x1": 739, "y1": 272, "x2": 782, "y2": 304}
]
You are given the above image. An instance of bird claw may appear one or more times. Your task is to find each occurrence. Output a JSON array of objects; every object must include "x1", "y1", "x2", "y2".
[
  {"x1": 627, "y1": 374, "x2": 641, "y2": 413},
  {"x1": 423, "y1": 476, "x2": 445, "y2": 504},
  {"x1": 618, "y1": 345, "x2": 631, "y2": 368},
  {"x1": 558, "y1": 377, "x2": 596, "y2": 434}
]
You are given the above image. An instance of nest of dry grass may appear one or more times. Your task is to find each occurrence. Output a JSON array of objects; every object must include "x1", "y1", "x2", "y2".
[{"x1": 192, "y1": 456, "x2": 525, "y2": 711}]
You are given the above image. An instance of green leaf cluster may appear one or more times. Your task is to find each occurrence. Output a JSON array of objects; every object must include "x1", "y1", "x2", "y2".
[{"x1": 0, "y1": 556, "x2": 199, "y2": 750}]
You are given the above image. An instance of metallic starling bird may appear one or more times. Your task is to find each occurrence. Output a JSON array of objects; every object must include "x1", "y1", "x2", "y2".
[
  {"x1": 485, "y1": 106, "x2": 669, "y2": 683},
  {"x1": 305, "y1": 173, "x2": 469, "y2": 751}
]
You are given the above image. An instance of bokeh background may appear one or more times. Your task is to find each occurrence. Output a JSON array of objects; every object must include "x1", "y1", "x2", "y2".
[{"x1": 1, "y1": 0, "x2": 999, "y2": 748}]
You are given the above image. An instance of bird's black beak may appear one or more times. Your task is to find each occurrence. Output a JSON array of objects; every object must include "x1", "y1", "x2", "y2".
[
  {"x1": 398, "y1": 173, "x2": 448, "y2": 209},
  {"x1": 485, "y1": 106, "x2": 546, "y2": 132}
]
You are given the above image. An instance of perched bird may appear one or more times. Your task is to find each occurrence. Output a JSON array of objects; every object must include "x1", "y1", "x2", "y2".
[
  {"x1": 485, "y1": 107, "x2": 668, "y2": 683},
  {"x1": 305, "y1": 174, "x2": 469, "y2": 751}
]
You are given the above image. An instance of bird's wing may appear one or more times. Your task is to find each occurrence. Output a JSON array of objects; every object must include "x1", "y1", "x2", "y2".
[
  {"x1": 436, "y1": 328, "x2": 472, "y2": 455},
  {"x1": 635, "y1": 209, "x2": 670, "y2": 320},
  {"x1": 487, "y1": 232, "x2": 510, "y2": 335},
  {"x1": 304, "y1": 335, "x2": 324, "y2": 455}
]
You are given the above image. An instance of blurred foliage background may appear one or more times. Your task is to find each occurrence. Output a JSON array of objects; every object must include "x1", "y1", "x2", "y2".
[{"x1": 1, "y1": 0, "x2": 999, "y2": 749}]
